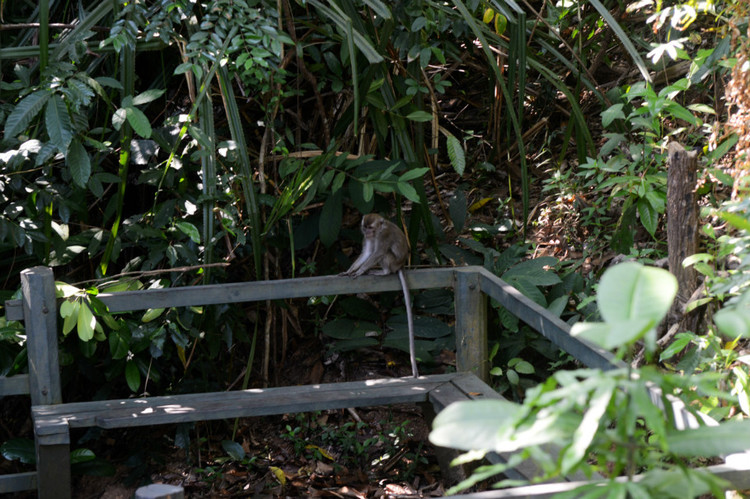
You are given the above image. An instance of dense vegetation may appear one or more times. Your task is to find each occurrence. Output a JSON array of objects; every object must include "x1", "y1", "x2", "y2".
[{"x1": 1, "y1": 0, "x2": 749, "y2": 496}]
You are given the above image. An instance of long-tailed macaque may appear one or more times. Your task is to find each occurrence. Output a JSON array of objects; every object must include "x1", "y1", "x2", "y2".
[{"x1": 340, "y1": 213, "x2": 418, "y2": 378}]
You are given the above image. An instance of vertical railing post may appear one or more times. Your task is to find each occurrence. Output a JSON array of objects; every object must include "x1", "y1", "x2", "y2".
[
  {"x1": 21, "y1": 266, "x2": 71, "y2": 499},
  {"x1": 21, "y1": 266, "x2": 61, "y2": 406},
  {"x1": 454, "y1": 268, "x2": 488, "y2": 382}
]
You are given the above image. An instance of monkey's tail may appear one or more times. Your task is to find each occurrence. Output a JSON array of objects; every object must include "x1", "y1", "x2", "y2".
[{"x1": 398, "y1": 269, "x2": 419, "y2": 378}]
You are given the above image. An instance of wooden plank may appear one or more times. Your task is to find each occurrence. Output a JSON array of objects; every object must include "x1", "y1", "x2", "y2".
[
  {"x1": 455, "y1": 269, "x2": 489, "y2": 382},
  {"x1": 0, "y1": 471, "x2": 37, "y2": 493},
  {"x1": 476, "y1": 267, "x2": 623, "y2": 371},
  {"x1": 34, "y1": 374, "x2": 457, "y2": 431},
  {"x1": 3, "y1": 268, "x2": 456, "y2": 316},
  {"x1": 35, "y1": 440, "x2": 70, "y2": 499},
  {"x1": 22, "y1": 267, "x2": 62, "y2": 406},
  {"x1": 0, "y1": 374, "x2": 29, "y2": 396}
]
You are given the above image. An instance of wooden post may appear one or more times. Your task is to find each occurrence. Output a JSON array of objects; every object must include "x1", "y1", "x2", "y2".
[
  {"x1": 667, "y1": 142, "x2": 698, "y2": 330},
  {"x1": 454, "y1": 268, "x2": 488, "y2": 382},
  {"x1": 21, "y1": 266, "x2": 62, "y2": 406},
  {"x1": 21, "y1": 267, "x2": 71, "y2": 499}
]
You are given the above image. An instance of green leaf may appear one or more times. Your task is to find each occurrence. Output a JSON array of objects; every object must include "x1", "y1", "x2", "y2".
[
  {"x1": 561, "y1": 379, "x2": 614, "y2": 473},
  {"x1": 176, "y1": 221, "x2": 200, "y2": 243},
  {"x1": 362, "y1": 0, "x2": 391, "y2": 18},
  {"x1": 386, "y1": 315, "x2": 452, "y2": 339},
  {"x1": 601, "y1": 103, "x2": 625, "y2": 128},
  {"x1": 112, "y1": 107, "x2": 127, "y2": 131},
  {"x1": 513, "y1": 360, "x2": 535, "y2": 374},
  {"x1": 446, "y1": 134, "x2": 466, "y2": 175},
  {"x1": 67, "y1": 138, "x2": 91, "y2": 188},
  {"x1": 77, "y1": 301, "x2": 96, "y2": 341},
  {"x1": 109, "y1": 331, "x2": 129, "y2": 360},
  {"x1": 61, "y1": 299, "x2": 80, "y2": 336},
  {"x1": 362, "y1": 182, "x2": 374, "y2": 202},
  {"x1": 321, "y1": 318, "x2": 379, "y2": 339},
  {"x1": 222, "y1": 440, "x2": 246, "y2": 460},
  {"x1": 666, "y1": 102, "x2": 701, "y2": 125},
  {"x1": 396, "y1": 182, "x2": 420, "y2": 203},
  {"x1": 494, "y1": 13, "x2": 507, "y2": 35},
  {"x1": 717, "y1": 211, "x2": 750, "y2": 232},
  {"x1": 571, "y1": 320, "x2": 654, "y2": 350},
  {"x1": 141, "y1": 308, "x2": 165, "y2": 323},
  {"x1": 598, "y1": 262, "x2": 676, "y2": 325},
  {"x1": 502, "y1": 257, "x2": 561, "y2": 286},
  {"x1": 70, "y1": 448, "x2": 95, "y2": 464},
  {"x1": 666, "y1": 420, "x2": 750, "y2": 457},
  {"x1": 131, "y1": 88, "x2": 165, "y2": 106},
  {"x1": 125, "y1": 361, "x2": 140, "y2": 392},
  {"x1": 714, "y1": 296, "x2": 750, "y2": 337},
  {"x1": 4, "y1": 90, "x2": 50, "y2": 138},
  {"x1": 45, "y1": 94, "x2": 74, "y2": 152},
  {"x1": 125, "y1": 106, "x2": 152, "y2": 138},
  {"x1": 659, "y1": 333, "x2": 694, "y2": 362},
  {"x1": 430, "y1": 400, "x2": 522, "y2": 451},
  {"x1": 637, "y1": 197, "x2": 658, "y2": 236},
  {"x1": 399, "y1": 167, "x2": 429, "y2": 182},
  {"x1": 405, "y1": 110, "x2": 433, "y2": 122},
  {"x1": 0, "y1": 438, "x2": 36, "y2": 464}
]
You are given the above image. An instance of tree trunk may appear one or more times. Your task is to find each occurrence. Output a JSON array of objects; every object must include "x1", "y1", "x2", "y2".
[{"x1": 667, "y1": 141, "x2": 698, "y2": 332}]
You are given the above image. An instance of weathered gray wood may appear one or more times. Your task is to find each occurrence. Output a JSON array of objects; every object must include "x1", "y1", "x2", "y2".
[
  {"x1": 476, "y1": 267, "x2": 623, "y2": 370},
  {"x1": 0, "y1": 471, "x2": 36, "y2": 493},
  {"x1": 5, "y1": 268, "x2": 455, "y2": 317},
  {"x1": 35, "y1": 439, "x2": 70, "y2": 499},
  {"x1": 33, "y1": 374, "x2": 457, "y2": 431},
  {"x1": 22, "y1": 267, "x2": 62, "y2": 406},
  {"x1": 455, "y1": 268, "x2": 489, "y2": 382},
  {"x1": 135, "y1": 483, "x2": 185, "y2": 499},
  {"x1": 0, "y1": 374, "x2": 29, "y2": 396}
]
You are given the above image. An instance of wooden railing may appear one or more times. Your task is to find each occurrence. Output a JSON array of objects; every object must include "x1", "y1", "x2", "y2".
[{"x1": 2, "y1": 265, "x2": 749, "y2": 498}]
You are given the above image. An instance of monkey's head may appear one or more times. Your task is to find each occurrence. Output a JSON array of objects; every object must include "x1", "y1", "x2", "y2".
[{"x1": 361, "y1": 213, "x2": 385, "y2": 238}]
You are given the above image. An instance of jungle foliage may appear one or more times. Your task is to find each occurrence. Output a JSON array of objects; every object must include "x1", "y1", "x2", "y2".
[{"x1": 1, "y1": 0, "x2": 750, "y2": 495}]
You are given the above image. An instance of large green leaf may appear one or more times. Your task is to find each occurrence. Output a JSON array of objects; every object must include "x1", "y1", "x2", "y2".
[
  {"x1": 125, "y1": 361, "x2": 141, "y2": 392},
  {"x1": 125, "y1": 106, "x2": 152, "y2": 138},
  {"x1": 666, "y1": 420, "x2": 750, "y2": 457},
  {"x1": 597, "y1": 262, "x2": 676, "y2": 324},
  {"x1": 67, "y1": 138, "x2": 91, "y2": 188},
  {"x1": 0, "y1": 438, "x2": 36, "y2": 464},
  {"x1": 76, "y1": 301, "x2": 96, "y2": 341},
  {"x1": 430, "y1": 399, "x2": 521, "y2": 452},
  {"x1": 45, "y1": 94, "x2": 74, "y2": 152},
  {"x1": 4, "y1": 90, "x2": 50, "y2": 139},
  {"x1": 445, "y1": 133, "x2": 466, "y2": 176}
]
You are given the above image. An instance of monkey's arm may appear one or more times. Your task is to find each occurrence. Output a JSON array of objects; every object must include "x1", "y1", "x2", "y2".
[{"x1": 340, "y1": 239, "x2": 380, "y2": 277}]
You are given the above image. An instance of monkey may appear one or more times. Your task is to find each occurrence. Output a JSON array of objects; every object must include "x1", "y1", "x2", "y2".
[{"x1": 340, "y1": 213, "x2": 419, "y2": 378}]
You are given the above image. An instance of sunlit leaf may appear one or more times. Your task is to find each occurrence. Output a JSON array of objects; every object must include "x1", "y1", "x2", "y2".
[{"x1": 77, "y1": 301, "x2": 96, "y2": 341}]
